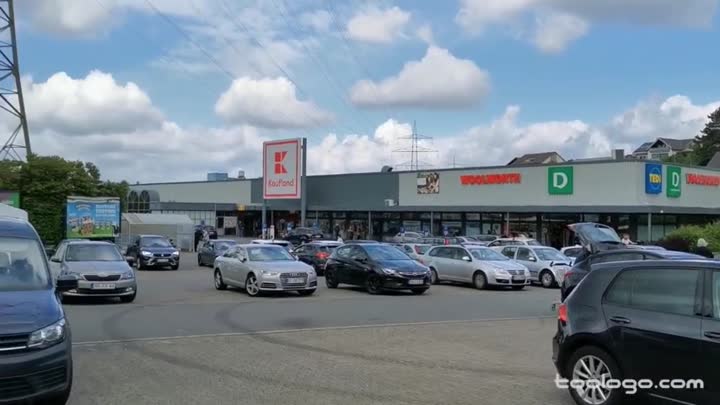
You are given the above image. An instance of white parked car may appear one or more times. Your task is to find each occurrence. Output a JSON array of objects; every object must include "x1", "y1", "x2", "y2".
[
  {"x1": 499, "y1": 245, "x2": 572, "y2": 288},
  {"x1": 488, "y1": 238, "x2": 543, "y2": 250},
  {"x1": 423, "y1": 245, "x2": 530, "y2": 290},
  {"x1": 250, "y1": 239, "x2": 293, "y2": 251},
  {"x1": 391, "y1": 232, "x2": 423, "y2": 243},
  {"x1": 213, "y1": 244, "x2": 317, "y2": 296},
  {"x1": 560, "y1": 245, "x2": 584, "y2": 265}
]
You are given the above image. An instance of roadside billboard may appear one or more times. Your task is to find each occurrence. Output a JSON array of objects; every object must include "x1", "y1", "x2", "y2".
[
  {"x1": 263, "y1": 138, "x2": 302, "y2": 199},
  {"x1": 66, "y1": 196, "x2": 120, "y2": 239},
  {"x1": 0, "y1": 190, "x2": 20, "y2": 208}
]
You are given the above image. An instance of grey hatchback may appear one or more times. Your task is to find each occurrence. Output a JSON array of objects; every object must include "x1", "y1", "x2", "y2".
[{"x1": 49, "y1": 241, "x2": 137, "y2": 303}]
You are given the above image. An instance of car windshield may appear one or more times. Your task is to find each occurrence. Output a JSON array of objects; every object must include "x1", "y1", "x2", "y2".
[
  {"x1": 141, "y1": 237, "x2": 172, "y2": 248},
  {"x1": 469, "y1": 248, "x2": 508, "y2": 261},
  {"x1": 415, "y1": 245, "x2": 431, "y2": 254},
  {"x1": 317, "y1": 245, "x2": 339, "y2": 252},
  {"x1": 365, "y1": 245, "x2": 411, "y2": 261},
  {"x1": 66, "y1": 244, "x2": 123, "y2": 261},
  {"x1": 0, "y1": 237, "x2": 50, "y2": 292},
  {"x1": 215, "y1": 241, "x2": 237, "y2": 251},
  {"x1": 534, "y1": 248, "x2": 568, "y2": 261},
  {"x1": 526, "y1": 240, "x2": 542, "y2": 246},
  {"x1": 247, "y1": 246, "x2": 294, "y2": 261},
  {"x1": 563, "y1": 248, "x2": 583, "y2": 257},
  {"x1": 473, "y1": 235, "x2": 497, "y2": 242}
]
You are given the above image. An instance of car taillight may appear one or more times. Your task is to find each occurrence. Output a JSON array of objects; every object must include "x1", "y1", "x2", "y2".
[
  {"x1": 558, "y1": 303, "x2": 568, "y2": 324},
  {"x1": 414, "y1": 246, "x2": 423, "y2": 253},
  {"x1": 315, "y1": 252, "x2": 329, "y2": 260}
]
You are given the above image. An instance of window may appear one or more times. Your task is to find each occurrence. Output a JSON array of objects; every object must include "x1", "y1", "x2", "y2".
[
  {"x1": 450, "y1": 248, "x2": 469, "y2": 260},
  {"x1": 336, "y1": 245, "x2": 353, "y2": 259},
  {"x1": 470, "y1": 248, "x2": 508, "y2": 261},
  {"x1": 293, "y1": 246, "x2": 306, "y2": 254},
  {"x1": 605, "y1": 268, "x2": 699, "y2": 316},
  {"x1": 516, "y1": 248, "x2": 532, "y2": 261},
  {"x1": 403, "y1": 245, "x2": 413, "y2": 254},
  {"x1": 501, "y1": 247, "x2": 517, "y2": 258},
  {"x1": 66, "y1": 244, "x2": 123, "y2": 262},
  {"x1": 591, "y1": 252, "x2": 645, "y2": 265},
  {"x1": 0, "y1": 237, "x2": 51, "y2": 292},
  {"x1": 563, "y1": 248, "x2": 583, "y2": 258},
  {"x1": 349, "y1": 246, "x2": 369, "y2": 261},
  {"x1": 247, "y1": 246, "x2": 294, "y2": 261},
  {"x1": 428, "y1": 247, "x2": 443, "y2": 257},
  {"x1": 713, "y1": 272, "x2": 720, "y2": 319}
]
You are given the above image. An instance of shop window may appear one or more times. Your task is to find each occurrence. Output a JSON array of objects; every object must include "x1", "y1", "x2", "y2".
[
  {"x1": 442, "y1": 213, "x2": 462, "y2": 220},
  {"x1": 466, "y1": 213, "x2": 480, "y2": 221},
  {"x1": 465, "y1": 222, "x2": 480, "y2": 236},
  {"x1": 332, "y1": 212, "x2": 347, "y2": 218},
  {"x1": 419, "y1": 212, "x2": 432, "y2": 219}
]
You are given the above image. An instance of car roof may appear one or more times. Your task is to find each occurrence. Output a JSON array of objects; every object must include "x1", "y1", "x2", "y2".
[
  {"x1": 304, "y1": 240, "x2": 341, "y2": 245},
  {"x1": 0, "y1": 217, "x2": 39, "y2": 239},
  {"x1": 211, "y1": 239, "x2": 237, "y2": 243},
  {"x1": 65, "y1": 240, "x2": 115, "y2": 246},
  {"x1": 139, "y1": 234, "x2": 164, "y2": 238},
  {"x1": 592, "y1": 258, "x2": 720, "y2": 272},
  {"x1": 240, "y1": 243, "x2": 287, "y2": 248},
  {"x1": 343, "y1": 240, "x2": 379, "y2": 244},
  {"x1": 595, "y1": 248, "x2": 703, "y2": 260},
  {"x1": 251, "y1": 239, "x2": 290, "y2": 244}
]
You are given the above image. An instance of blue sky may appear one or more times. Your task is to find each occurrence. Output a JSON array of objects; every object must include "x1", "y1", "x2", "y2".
[{"x1": 12, "y1": 0, "x2": 720, "y2": 182}]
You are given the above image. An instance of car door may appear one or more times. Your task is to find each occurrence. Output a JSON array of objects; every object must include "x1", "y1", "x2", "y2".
[
  {"x1": 346, "y1": 245, "x2": 371, "y2": 286},
  {"x1": 428, "y1": 247, "x2": 453, "y2": 281},
  {"x1": 49, "y1": 242, "x2": 67, "y2": 279},
  {"x1": 332, "y1": 245, "x2": 354, "y2": 283},
  {"x1": 516, "y1": 247, "x2": 541, "y2": 279},
  {"x1": 234, "y1": 247, "x2": 250, "y2": 284},
  {"x1": 127, "y1": 237, "x2": 140, "y2": 258},
  {"x1": 500, "y1": 246, "x2": 517, "y2": 260},
  {"x1": 199, "y1": 241, "x2": 213, "y2": 265},
  {"x1": 451, "y1": 247, "x2": 474, "y2": 283},
  {"x1": 603, "y1": 266, "x2": 703, "y2": 404},
  {"x1": 699, "y1": 268, "x2": 720, "y2": 404},
  {"x1": 220, "y1": 247, "x2": 241, "y2": 285}
]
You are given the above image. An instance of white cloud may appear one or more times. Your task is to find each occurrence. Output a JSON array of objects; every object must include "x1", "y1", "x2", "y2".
[
  {"x1": 349, "y1": 46, "x2": 490, "y2": 109},
  {"x1": 455, "y1": 0, "x2": 719, "y2": 51},
  {"x1": 346, "y1": 6, "x2": 411, "y2": 44},
  {"x1": 416, "y1": 24, "x2": 434, "y2": 45},
  {"x1": 24, "y1": 71, "x2": 163, "y2": 135},
  {"x1": 215, "y1": 77, "x2": 333, "y2": 129},
  {"x1": 532, "y1": 12, "x2": 589, "y2": 53},
  {"x1": 300, "y1": 10, "x2": 333, "y2": 33}
]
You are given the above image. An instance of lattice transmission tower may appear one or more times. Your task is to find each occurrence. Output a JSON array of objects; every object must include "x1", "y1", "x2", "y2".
[
  {"x1": 393, "y1": 121, "x2": 437, "y2": 171},
  {"x1": 0, "y1": 0, "x2": 30, "y2": 161}
]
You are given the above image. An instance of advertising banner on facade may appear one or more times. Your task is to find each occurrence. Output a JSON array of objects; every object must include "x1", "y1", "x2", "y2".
[
  {"x1": 666, "y1": 166, "x2": 682, "y2": 198},
  {"x1": 417, "y1": 172, "x2": 439, "y2": 194},
  {"x1": 0, "y1": 190, "x2": 19, "y2": 208},
  {"x1": 66, "y1": 196, "x2": 120, "y2": 239},
  {"x1": 263, "y1": 138, "x2": 302, "y2": 199},
  {"x1": 548, "y1": 167, "x2": 573, "y2": 195},
  {"x1": 645, "y1": 163, "x2": 662, "y2": 194}
]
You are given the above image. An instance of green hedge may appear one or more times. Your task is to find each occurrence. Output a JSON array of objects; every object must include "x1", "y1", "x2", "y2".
[{"x1": 660, "y1": 223, "x2": 720, "y2": 252}]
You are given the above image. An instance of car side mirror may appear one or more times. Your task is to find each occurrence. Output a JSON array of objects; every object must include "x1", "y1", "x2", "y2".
[
  {"x1": 528, "y1": 256, "x2": 537, "y2": 262},
  {"x1": 50, "y1": 257, "x2": 61, "y2": 263},
  {"x1": 354, "y1": 257, "x2": 367, "y2": 264},
  {"x1": 462, "y1": 256, "x2": 471, "y2": 262},
  {"x1": 56, "y1": 274, "x2": 79, "y2": 292},
  {"x1": 240, "y1": 257, "x2": 247, "y2": 263},
  {"x1": 45, "y1": 248, "x2": 56, "y2": 257}
]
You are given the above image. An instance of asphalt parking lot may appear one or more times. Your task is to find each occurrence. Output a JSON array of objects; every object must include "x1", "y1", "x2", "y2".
[{"x1": 64, "y1": 253, "x2": 573, "y2": 405}]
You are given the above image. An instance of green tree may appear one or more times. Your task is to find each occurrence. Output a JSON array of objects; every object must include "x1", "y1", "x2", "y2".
[
  {"x1": 0, "y1": 155, "x2": 129, "y2": 244},
  {"x1": 692, "y1": 106, "x2": 720, "y2": 166}
]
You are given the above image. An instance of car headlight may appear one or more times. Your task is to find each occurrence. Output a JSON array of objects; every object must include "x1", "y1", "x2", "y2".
[
  {"x1": 494, "y1": 268, "x2": 510, "y2": 276},
  {"x1": 120, "y1": 271, "x2": 135, "y2": 280},
  {"x1": 261, "y1": 270, "x2": 279, "y2": 276},
  {"x1": 382, "y1": 268, "x2": 397, "y2": 275},
  {"x1": 28, "y1": 318, "x2": 66, "y2": 349},
  {"x1": 172, "y1": 251, "x2": 180, "y2": 256},
  {"x1": 141, "y1": 251, "x2": 153, "y2": 257}
]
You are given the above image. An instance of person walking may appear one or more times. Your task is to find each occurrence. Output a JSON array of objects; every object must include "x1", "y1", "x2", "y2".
[{"x1": 695, "y1": 238, "x2": 715, "y2": 259}]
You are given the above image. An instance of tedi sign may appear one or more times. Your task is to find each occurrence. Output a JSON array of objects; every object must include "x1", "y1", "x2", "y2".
[
  {"x1": 548, "y1": 167, "x2": 573, "y2": 195},
  {"x1": 263, "y1": 138, "x2": 302, "y2": 199}
]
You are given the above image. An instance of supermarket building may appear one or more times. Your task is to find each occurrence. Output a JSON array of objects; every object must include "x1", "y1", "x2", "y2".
[{"x1": 128, "y1": 159, "x2": 720, "y2": 248}]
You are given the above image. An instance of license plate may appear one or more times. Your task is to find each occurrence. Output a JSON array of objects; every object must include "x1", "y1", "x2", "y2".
[
  {"x1": 92, "y1": 283, "x2": 115, "y2": 290},
  {"x1": 512, "y1": 275, "x2": 525, "y2": 281},
  {"x1": 408, "y1": 279, "x2": 424, "y2": 285},
  {"x1": 157, "y1": 259, "x2": 168, "y2": 263},
  {"x1": 287, "y1": 277, "x2": 304, "y2": 284}
]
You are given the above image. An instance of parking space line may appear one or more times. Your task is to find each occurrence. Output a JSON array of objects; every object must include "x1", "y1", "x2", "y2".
[{"x1": 72, "y1": 315, "x2": 554, "y2": 346}]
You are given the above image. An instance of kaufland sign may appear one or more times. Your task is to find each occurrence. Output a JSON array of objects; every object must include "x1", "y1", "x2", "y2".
[{"x1": 263, "y1": 138, "x2": 302, "y2": 199}]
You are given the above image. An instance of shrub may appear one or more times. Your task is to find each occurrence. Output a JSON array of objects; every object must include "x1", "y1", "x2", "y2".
[{"x1": 661, "y1": 223, "x2": 720, "y2": 252}]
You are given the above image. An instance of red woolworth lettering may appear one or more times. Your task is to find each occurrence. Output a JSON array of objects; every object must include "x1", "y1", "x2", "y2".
[
  {"x1": 686, "y1": 173, "x2": 720, "y2": 186},
  {"x1": 460, "y1": 173, "x2": 522, "y2": 185}
]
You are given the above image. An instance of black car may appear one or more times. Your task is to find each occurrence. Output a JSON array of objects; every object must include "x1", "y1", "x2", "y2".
[
  {"x1": 197, "y1": 239, "x2": 238, "y2": 267},
  {"x1": 324, "y1": 243, "x2": 432, "y2": 294},
  {"x1": 0, "y1": 217, "x2": 78, "y2": 404},
  {"x1": 284, "y1": 227, "x2": 324, "y2": 246},
  {"x1": 291, "y1": 241, "x2": 341, "y2": 275},
  {"x1": 560, "y1": 223, "x2": 706, "y2": 300},
  {"x1": 553, "y1": 259, "x2": 720, "y2": 405},
  {"x1": 126, "y1": 234, "x2": 180, "y2": 270}
]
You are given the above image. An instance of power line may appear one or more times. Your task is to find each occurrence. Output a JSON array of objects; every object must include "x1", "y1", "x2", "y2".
[
  {"x1": 393, "y1": 121, "x2": 437, "y2": 170},
  {"x1": 270, "y1": 0, "x2": 372, "y2": 134}
]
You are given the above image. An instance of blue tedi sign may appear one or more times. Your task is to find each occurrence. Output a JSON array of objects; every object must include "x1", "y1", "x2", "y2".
[{"x1": 645, "y1": 163, "x2": 662, "y2": 194}]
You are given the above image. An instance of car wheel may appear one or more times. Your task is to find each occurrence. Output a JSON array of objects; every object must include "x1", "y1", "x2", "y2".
[
  {"x1": 325, "y1": 270, "x2": 339, "y2": 288},
  {"x1": 120, "y1": 292, "x2": 136, "y2": 303},
  {"x1": 214, "y1": 270, "x2": 227, "y2": 290},
  {"x1": 566, "y1": 346, "x2": 624, "y2": 405},
  {"x1": 197, "y1": 255, "x2": 203, "y2": 267},
  {"x1": 410, "y1": 288, "x2": 428, "y2": 295},
  {"x1": 541, "y1": 270, "x2": 556, "y2": 288},
  {"x1": 430, "y1": 268, "x2": 439, "y2": 284},
  {"x1": 366, "y1": 275, "x2": 383, "y2": 295},
  {"x1": 245, "y1": 273, "x2": 260, "y2": 297},
  {"x1": 511, "y1": 286, "x2": 525, "y2": 290},
  {"x1": 472, "y1": 271, "x2": 487, "y2": 290},
  {"x1": 298, "y1": 289, "x2": 316, "y2": 296}
]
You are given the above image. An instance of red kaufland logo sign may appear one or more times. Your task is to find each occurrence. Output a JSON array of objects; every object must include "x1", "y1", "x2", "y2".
[
  {"x1": 263, "y1": 139, "x2": 302, "y2": 199},
  {"x1": 686, "y1": 173, "x2": 720, "y2": 186},
  {"x1": 460, "y1": 173, "x2": 522, "y2": 185}
]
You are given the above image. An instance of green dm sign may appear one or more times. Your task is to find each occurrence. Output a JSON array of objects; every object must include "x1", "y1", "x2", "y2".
[
  {"x1": 666, "y1": 166, "x2": 682, "y2": 198},
  {"x1": 548, "y1": 167, "x2": 574, "y2": 195}
]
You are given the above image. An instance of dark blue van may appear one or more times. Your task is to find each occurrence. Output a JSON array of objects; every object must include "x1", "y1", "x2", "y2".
[{"x1": 0, "y1": 217, "x2": 78, "y2": 404}]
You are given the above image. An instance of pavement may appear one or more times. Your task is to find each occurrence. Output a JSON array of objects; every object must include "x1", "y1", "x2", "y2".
[{"x1": 64, "y1": 253, "x2": 573, "y2": 405}]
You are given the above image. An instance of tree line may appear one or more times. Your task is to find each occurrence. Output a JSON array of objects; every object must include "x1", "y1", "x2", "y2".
[
  {"x1": 0, "y1": 155, "x2": 129, "y2": 244},
  {"x1": 665, "y1": 106, "x2": 720, "y2": 166}
]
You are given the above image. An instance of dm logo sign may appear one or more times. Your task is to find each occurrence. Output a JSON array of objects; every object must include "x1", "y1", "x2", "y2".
[
  {"x1": 645, "y1": 163, "x2": 663, "y2": 194},
  {"x1": 666, "y1": 166, "x2": 681, "y2": 198},
  {"x1": 548, "y1": 167, "x2": 573, "y2": 195}
]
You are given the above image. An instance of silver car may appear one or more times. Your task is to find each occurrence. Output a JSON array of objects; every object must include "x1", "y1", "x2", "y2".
[
  {"x1": 49, "y1": 241, "x2": 137, "y2": 302},
  {"x1": 396, "y1": 243, "x2": 432, "y2": 261},
  {"x1": 424, "y1": 245, "x2": 530, "y2": 290},
  {"x1": 392, "y1": 232, "x2": 423, "y2": 243},
  {"x1": 499, "y1": 245, "x2": 572, "y2": 288},
  {"x1": 213, "y1": 244, "x2": 317, "y2": 297}
]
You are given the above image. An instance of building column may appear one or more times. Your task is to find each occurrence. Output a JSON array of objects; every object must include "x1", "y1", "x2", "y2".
[
  {"x1": 430, "y1": 212, "x2": 434, "y2": 235},
  {"x1": 647, "y1": 212, "x2": 652, "y2": 242},
  {"x1": 368, "y1": 211, "x2": 372, "y2": 238}
]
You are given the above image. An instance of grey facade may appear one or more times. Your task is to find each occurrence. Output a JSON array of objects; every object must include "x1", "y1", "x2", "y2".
[{"x1": 129, "y1": 160, "x2": 720, "y2": 247}]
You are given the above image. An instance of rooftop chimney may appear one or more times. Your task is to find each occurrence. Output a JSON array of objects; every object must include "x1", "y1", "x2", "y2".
[{"x1": 613, "y1": 149, "x2": 624, "y2": 160}]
